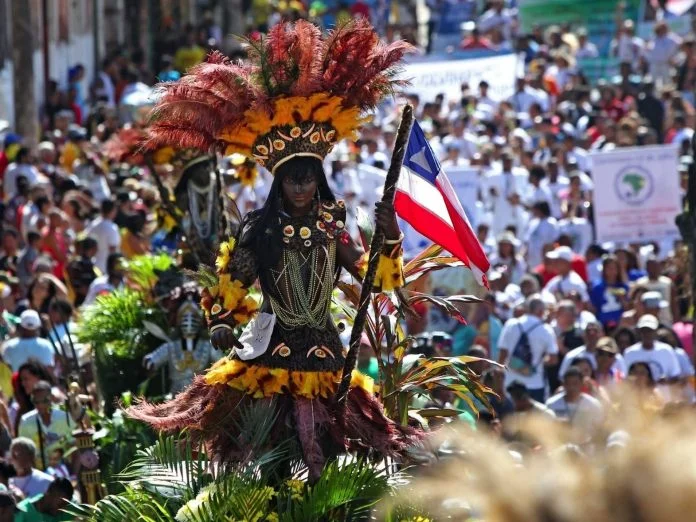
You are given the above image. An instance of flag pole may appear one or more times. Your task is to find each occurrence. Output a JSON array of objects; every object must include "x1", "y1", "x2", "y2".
[{"x1": 335, "y1": 104, "x2": 414, "y2": 410}]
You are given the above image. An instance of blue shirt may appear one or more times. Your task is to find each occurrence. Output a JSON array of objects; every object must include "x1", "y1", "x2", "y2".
[{"x1": 590, "y1": 280, "x2": 629, "y2": 327}]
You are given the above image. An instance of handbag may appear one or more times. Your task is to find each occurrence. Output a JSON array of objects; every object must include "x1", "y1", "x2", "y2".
[{"x1": 234, "y1": 312, "x2": 276, "y2": 361}]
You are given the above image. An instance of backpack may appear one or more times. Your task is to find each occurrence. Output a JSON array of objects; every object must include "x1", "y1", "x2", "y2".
[{"x1": 509, "y1": 320, "x2": 544, "y2": 376}]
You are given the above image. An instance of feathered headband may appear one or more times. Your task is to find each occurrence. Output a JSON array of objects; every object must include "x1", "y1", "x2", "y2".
[{"x1": 146, "y1": 19, "x2": 413, "y2": 174}]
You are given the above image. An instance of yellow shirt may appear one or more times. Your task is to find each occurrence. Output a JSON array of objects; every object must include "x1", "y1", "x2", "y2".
[
  {"x1": 59, "y1": 142, "x2": 80, "y2": 173},
  {"x1": 173, "y1": 45, "x2": 207, "y2": 73},
  {"x1": 0, "y1": 362, "x2": 12, "y2": 401}
]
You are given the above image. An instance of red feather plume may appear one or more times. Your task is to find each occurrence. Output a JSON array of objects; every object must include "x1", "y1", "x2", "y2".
[{"x1": 146, "y1": 19, "x2": 414, "y2": 153}]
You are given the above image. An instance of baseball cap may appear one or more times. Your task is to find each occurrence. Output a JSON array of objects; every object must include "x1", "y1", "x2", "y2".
[
  {"x1": 547, "y1": 246, "x2": 573, "y2": 263},
  {"x1": 641, "y1": 291, "x2": 668, "y2": 309},
  {"x1": 20, "y1": 309, "x2": 42, "y2": 330},
  {"x1": 637, "y1": 314, "x2": 659, "y2": 331}
]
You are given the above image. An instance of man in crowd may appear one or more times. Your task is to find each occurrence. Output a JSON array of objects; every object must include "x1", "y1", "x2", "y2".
[
  {"x1": 497, "y1": 294, "x2": 559, "y2": 401},
  {"x1": 18, "y1": 381, "x2": 74, "y2": 471},
  {"x1": 1, "y1": 310, "x2": 55, "y2": 373},
  {"x1": 506, "y1": 381, "x2": 556, "y2": 419},
  {"x1": 85, "y1": 199, "x2": 121, "y2": 275},
  {"x1": 623, "y1": 314, "x2": 680, "y2": 382},
  {"x1": 83, "y1": 253, "x2": 125, "y2": 307},
  {"x1": 544, "y1": 246, "x2": 589, "y2": 303},
  {"x1": 559, "y1": 323, "x2": 628, "y2": 378},
  {"x1": 545, "y1": 367, "x2": 604, "y2": 431},
  {"x1": 9, "y1": 438, "x2": 54, "y2": 498},
  {"x1": 15, "y1": 477, "x2": 74, "y2": 521}
]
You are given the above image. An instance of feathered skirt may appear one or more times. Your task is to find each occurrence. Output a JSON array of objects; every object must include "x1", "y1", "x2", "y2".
[{"x1": 127, "y1": 357, "x2": 420, "y2": 479}]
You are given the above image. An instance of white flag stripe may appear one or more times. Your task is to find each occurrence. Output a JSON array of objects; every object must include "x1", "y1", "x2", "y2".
[{"x1": 396, "y1": 167, "x2": 454, "y2": 227}]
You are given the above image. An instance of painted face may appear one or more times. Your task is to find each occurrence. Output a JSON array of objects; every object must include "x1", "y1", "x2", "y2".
[{"x1": 281, "y1": 172, "x2": 318, "y2": 212}]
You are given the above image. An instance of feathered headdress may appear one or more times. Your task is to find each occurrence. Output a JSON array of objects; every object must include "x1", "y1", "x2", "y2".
[
  {"x1": 103, "y1": 127, "x2": 147, "y2": 165},
  {"x1": 147, "y1": 19, "x2": 413, "y2": 174}
]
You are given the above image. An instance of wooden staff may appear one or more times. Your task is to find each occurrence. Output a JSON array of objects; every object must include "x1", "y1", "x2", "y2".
[{"x1": 335, "y1": 104, "x2": 414, "y2": 409}]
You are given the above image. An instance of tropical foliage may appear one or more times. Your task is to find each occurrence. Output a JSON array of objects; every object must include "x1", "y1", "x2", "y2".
[
  {"x1": 338, "y1": 234, "x2": 494, "y2": 424},
  {"x1": 77, "y1": 254, "x2": 173, "y2": 412},
  {"x1": 70, "y1": 402, "x2": 397, "y2": 522},
  {"x1": 89, "y1": 393, "x2": 157, "y2": 494}
]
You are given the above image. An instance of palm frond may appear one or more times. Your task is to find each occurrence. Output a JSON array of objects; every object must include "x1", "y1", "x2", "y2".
[
  {"x1": 118, "y1": 435, "x2": 211, "y2": 498},
  {"x1": 65, "y1": 487, "x2": 175, "y2": 522},
  {"x1": 282, "y1": 459, "x2": 390, "y2": 521}
]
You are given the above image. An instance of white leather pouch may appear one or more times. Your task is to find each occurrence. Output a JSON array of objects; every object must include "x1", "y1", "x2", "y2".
[{"x1": 234, "y1": 312, "x2": 277, "y2": 360}]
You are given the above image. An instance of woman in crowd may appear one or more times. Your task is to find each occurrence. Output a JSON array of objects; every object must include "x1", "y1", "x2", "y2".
[
  {"x1": 25, "y1": 275, "x2": 68, "y2": 316},
  {"x1": 613, "y1": 326, "x2": 637, "y2": 353},
  {"x1": 10, "y1": 361, "x2": 56, "y2": 435},
  {"x1": 120, "y1": 211, "x2": 151, "y2": 259},
  {"x1": 627, "y1": 361, "x2": 664, "y2": 410},
  {"x1": 488, "y1": 232, "x2": 527, "y2": 284},
  {"x1": 590, "y1": 254, "x2": 629, "y2": 332},
  {"x1": 616, "y1": 247, "x2": 645, "y2": 281}
]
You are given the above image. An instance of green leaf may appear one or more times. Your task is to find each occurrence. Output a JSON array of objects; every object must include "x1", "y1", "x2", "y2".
[{"x1": 414, "y1": 408, "x2": 461, "y2": 418}]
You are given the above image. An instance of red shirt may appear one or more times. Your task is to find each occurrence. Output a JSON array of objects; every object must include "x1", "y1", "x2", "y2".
[
  {"x1": 571, "y1": 254, "x2": 588, "y2": 282},
  {"x1": 535, "y1": 255, "x2": 588, "y2": 285},
  {"x1": 602, "y1": 99, "x2": 625, "y2": 122}
]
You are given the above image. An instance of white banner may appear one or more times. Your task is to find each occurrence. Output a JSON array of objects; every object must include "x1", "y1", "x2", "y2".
[
  {"x1": 402, "y1": 53, "x2": 518, "y2": 103},
  {"x1": 591, "y1": 145, "x2": 681, "y2": 244}
]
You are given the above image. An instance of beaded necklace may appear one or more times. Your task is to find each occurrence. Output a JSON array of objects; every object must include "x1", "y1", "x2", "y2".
[{"x1": 268, "y1": 201, "x2": 336, "y2": 328}]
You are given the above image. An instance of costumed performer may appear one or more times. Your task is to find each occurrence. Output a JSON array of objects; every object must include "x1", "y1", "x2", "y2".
[{"x1": 128, "y1": 18, "x2": 418, "y2": 480}]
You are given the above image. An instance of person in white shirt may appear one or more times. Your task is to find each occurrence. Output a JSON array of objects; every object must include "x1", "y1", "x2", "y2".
[
  {"x1": 545, "y1": 367, "x2": 603, "y2": 433},
  {"x1": 558, "y1": 217, "x2": 593, "y2": 258},
  {"x1": 509, "y1": 77, "x2": 546, "y2": 114},
  {"x1": 585, "y1": 244, "x2": 605, "y2": 285},
  {"x1": 545, "y1": 159, "x2": 569, "y2": 219},
  {"x1": 575, "y1": 28, "x2": 599, "y2": 59},
  {"x1": 3, "y1": 148, "x2": 40, "y2": 203},
  {"x1": 544, "y1": 246, "x2": 589, "y2": 303},
  {"x1": 610, "y1": 19, "x2": 644, "y2": 70},
  {"x1": 562, "y1": 136, "x2": 591, "y2": 175},
  {"x1": 477, "y1": 80, "x2": 499, "y2": 112},
  {"x1": 18, "y1": 381, "x2": 74, "y2": 469},
  {"x1": 485, "y1": 149, "x2": 529, "y2": 234},
  {"x1": 524, "y1": 202, "x2": 558, "y2": 269},
  {"x1": 636, "y1": 256, "x2": 679, "y2": 324},
  {"x1": 360, "y1": 139, "x2": 388, "y2": 169},
  {"x1": 623, "y1": 314, "x2": 680, "y2": 381},
  {"x1": 1, "y1": 310, "x2": 54, "y2": 372},
  {"x1": 9, "y1": 437, "x2": 54, "y2": 498},
  {"x1": 523, "y1": 165, "x2": 553, "y2": 209},
  {"x1": 442, "y1": 117, "x2": 478, "y2": 160},
  {"x1": 669, "y1": 113, "x2": 694, "y2": 148},
  {"x1": 85, "y1": 199, "x2": 120, "y2": 274},
  {"x1": 645, "y1": 22, "x2": 682, "y2": 86},
  {"x1": 559, "y1": 326, "x2": 627, "y2": 378},
  {"x1": 477, "y1": 0, "x2": 515, "y2": 42},
  {"x1": 83, "y1": 252, "x2": 125, "y2": 306},
  {"x1": 497, "y1": 294, "x2": 559, "y2": 401}
]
